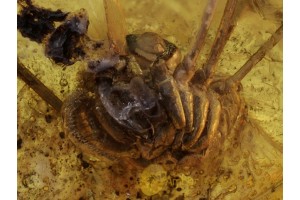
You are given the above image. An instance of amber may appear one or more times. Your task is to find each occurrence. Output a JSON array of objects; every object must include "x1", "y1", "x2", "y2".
[{"x1": 17, "y1": 0, "x2": 282, "y2": 199}]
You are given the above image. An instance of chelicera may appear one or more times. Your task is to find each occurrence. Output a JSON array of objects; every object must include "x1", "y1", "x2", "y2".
[{"x1": 60, "y1": 0, "x2": 282, "y2": 167}]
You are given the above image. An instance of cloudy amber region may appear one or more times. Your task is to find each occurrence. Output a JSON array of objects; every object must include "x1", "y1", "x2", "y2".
[{"x1": 17, "y1": 0, "x2": 282, "y2": 199}]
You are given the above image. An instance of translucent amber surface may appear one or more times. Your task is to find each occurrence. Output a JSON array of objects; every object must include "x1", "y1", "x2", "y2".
[{"x1": 17, "y1": 0, "x2": 282, "y2": 199}]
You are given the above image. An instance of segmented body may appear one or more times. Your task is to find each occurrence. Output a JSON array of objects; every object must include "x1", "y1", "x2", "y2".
[
  {"x1": 60, "y1": 0, "x2": 282, "y2": 167},
  {"x1": 62, "y1": 41, "x2": 247, "y2": 165}
]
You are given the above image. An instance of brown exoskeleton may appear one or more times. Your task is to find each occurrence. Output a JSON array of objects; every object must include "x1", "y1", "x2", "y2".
[{"x1": 61, "y1": 0, "x2": 282, "y2": 168}]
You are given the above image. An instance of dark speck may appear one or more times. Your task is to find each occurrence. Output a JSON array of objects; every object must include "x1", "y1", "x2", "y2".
[
  {"x1": 45, "y1": 114, "x2": 52, "y2": 123},
  {"x1": 175, "y1": 195, "x2": 184, "y2": 200},
  {"x1": 74, "y1": 47, "x2": 86, "y2": 58},
  {"x1": 166, "y1": 160, "x2": 174, "y2": 165},
  {"x1": 93, "y1": 42, "x2": 103, "y2": 49},
  {"x1": 136, "y1": 192, "x2": 142, "y2": 199},
  {"x1": 59, "y1": 132, "x2": 65, "y2": 139},
  {"x1": 17, "y1": 138, "x2": 23, "y2": 149},
  {"x1": 81, "y1": 160, "x2": 90, "y2": 169},
  {"x1": 77, "y1": 153, "x2": 90, "y2": 169}
]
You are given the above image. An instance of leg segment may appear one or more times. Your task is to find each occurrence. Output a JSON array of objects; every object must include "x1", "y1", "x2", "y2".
[
  {"x1": 174, "y1": 0, "x2": 218, "y2": 84},
  {"x1": 182, "y1": 89, "x2": 209, "y2": 150},
  {"x1": 189, "y1": 90, "x2": 221, "y2": 153},
  {"x1": 227, "y1": 24, "x2": 283, "y2": 84},
  {"x1": 203, "y1": 0, "x2": 238, "y2": 85},
  {"x1": 179, "y1": 87, "x2": 194, "y2": 133},
  {"x1": 151, "y1": 59, "x2": 186, "y2": 129}
]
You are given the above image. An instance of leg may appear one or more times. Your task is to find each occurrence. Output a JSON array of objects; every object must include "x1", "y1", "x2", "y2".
[
  {"x1": 187, "y1": 0, "x2": 238, "y2": 87},
  {"x1": 188, "y1": 90, "x2": 221, "y2": 153},
  {"x1": 174, "y1": 0, "x2": 218, "y2": 84},
  {"x1": 17, "y1": 59, "x2": 63, "y2": 112},
  {"x1": 226, "y1": 24, "x2": 283, "y2": 84},
  {"x1": 172, "y1": 0, "x2": 238, "y2": 137},
  {"x1": 151, "y1": 59, "x2": 186, "y2": 129},
  {"x1": 182, "y1": 89, "x2": 210, "y2": 150},
  {"x1": 179, "y1": 86, "x2": 194, "y2": 133}
]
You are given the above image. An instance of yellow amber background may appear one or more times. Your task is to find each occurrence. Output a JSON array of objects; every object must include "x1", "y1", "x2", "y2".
[{"x1": 17, "y1": 0, "x2": 282, "y2": 199}]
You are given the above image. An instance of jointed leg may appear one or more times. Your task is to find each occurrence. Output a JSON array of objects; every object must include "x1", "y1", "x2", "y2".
[
  {"x1": 189, "y1": 90, "x2": 221, "y2": 153},
  {"x1": 170, "y1": 0, "x2": 219, "y2": 134},
  {"x1": 182, "y1": 90, "x2": 209, "y2": 150},
  {"x1": 203, "y1": 0, "x2": 238, "y2": 86},
  {"x1": 174, "y1": 0, "x2": 218, "y2": 84},
  {"x1": 17, "y1": 59, "x2": 63, "y2": 112},
  {"x1": 226, "y1": 24, "x2": 283, "y2": 85},
  {"x1": 151, "y1": 59, "x2": 186, "y2": 129}
]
